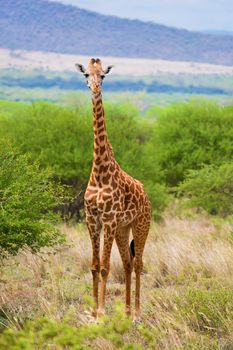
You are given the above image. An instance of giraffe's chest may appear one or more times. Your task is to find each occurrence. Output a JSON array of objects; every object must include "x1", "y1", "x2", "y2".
[{"x1": 84, "y1": 186, "x2": 124, "y2": 214}]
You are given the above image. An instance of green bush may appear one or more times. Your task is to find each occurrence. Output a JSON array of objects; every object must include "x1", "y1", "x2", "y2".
[
  {"x1": 177, "y1": 162, "x2": 233, "y2": 216},
  {"x1": 0, "y1": 102, "x2": 93, "y2": 184},
  {"x1": 0, "y1": 101, "x2": 166, "y2": 213},
  {"x1": 151, "y1": 100, "x2": 233, "y2": 186},
  {"x1": 0, "y1": 305, "x2": 148, "y2": 350},
  {"x1": 0, "y1": 101, "x2": 153, "y2": 184},
  {"x1": 0, "y1": 144, "x2": 65, "y2": 257},
  {"x1": 2, "y1": 99, "x2": 233, "y2": 215}
]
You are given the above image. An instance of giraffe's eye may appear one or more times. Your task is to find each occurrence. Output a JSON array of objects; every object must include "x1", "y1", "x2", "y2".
[
  {"x1": 84, "y1": 73, "x2": 89, "y2": 78},
  {"x1": 101, "y1": 75, "x2": 105, "y2": 80}
]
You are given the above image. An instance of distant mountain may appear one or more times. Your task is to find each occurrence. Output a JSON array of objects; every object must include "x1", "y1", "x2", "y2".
[
  {"x1": 1, "y1": 0, "x2": 233, "y2": 65},
  {"x1": 202, "y1": 30, "x2": 233, "y2": 37}
]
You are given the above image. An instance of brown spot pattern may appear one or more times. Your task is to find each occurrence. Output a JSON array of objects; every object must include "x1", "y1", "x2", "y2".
[{"x1": 83, "y1": 60, "x2": 151, "y2": 321}]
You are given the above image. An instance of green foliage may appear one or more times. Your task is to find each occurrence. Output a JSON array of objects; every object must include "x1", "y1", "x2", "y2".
[
  {"x1": 0, "y1": 144, "x2": 65, "y2": 257},
  {"x1": 3, "y1": 99, "x2": 233, "y2": 216},
  {"x1": 0, "y1": 102, "x2": 93, "y2": 184},
  {"x1": 0, "y1": 101, "x2": 167, "y2": 213},
  {"x1": 1, "y1": 289, "x2": 231, "y2": 349},
  {"x1": 177, "y1": 162, "x2": 233, "y2": 216},
  {"x1": 144, "y1": 182, "x2": 169, "y2": 220},
  {"x1": 152, "y1": 100, "x2": 233, "y2": 186},
  {"x1": 0, "y1": 305, "x2": 142, "y2": 350}
]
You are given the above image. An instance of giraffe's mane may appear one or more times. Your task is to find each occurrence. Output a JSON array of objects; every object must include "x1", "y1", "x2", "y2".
[{"x1": 106, "y1": 139, "x2": 114, "y2": 157}]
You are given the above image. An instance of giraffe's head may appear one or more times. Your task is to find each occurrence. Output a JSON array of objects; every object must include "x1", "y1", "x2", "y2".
[{"x1": 75, "y1": 58, "x2": 113, "y2": 93}]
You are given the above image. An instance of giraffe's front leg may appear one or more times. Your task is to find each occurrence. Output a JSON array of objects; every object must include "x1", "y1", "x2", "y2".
[
  {"x1": 98, "y1": 223, "x2": 116, "y2": 317},
  {"x1": 86, "y1": 211, "x2": 102, "y2": 318}
]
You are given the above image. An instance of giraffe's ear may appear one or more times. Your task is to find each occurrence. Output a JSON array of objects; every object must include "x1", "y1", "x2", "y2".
[
  {"x1": 103, "y1": 65, "x2": 114, "y2": 75},
  {"x1": 75, "y1": 63, "x2": 86, "y2": 73}
]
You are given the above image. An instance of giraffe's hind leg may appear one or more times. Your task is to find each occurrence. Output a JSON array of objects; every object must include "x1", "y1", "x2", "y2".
[
  {"x1": 115, "y1": 225, "x2": 133, "y2": 316},
  {"x1": 132, "y1": 211, "x2": 150, "y2": 321},
  {"x1": 98, "y1": 224, "x2": 116, "y2": 316}
]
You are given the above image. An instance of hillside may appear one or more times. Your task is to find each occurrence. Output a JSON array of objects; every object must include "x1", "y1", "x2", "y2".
[{"x1": 1, "y1": 0, "x2": 233, "y2": 66}]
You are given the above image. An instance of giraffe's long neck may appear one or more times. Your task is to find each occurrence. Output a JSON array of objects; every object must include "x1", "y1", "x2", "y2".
[{"x1": 92, "y1": 92, "x2": 113, "y2": 165}]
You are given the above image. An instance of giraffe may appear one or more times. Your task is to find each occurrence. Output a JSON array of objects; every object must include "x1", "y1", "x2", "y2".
[{"x1": 75, "y1": 58, "x2": 151, "y2": 321}]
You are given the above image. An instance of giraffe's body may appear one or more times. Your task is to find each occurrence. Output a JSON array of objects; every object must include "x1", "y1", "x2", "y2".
[{"x1": 76, "y1": 58, "x2": 151, "y2": 320}]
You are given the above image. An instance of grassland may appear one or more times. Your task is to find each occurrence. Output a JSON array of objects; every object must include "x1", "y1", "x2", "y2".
[
  {"x1": 1, "y1": 206, "x2": 233, "y2": 349},
  {"x1": 0, "y1": 78, "x2": 233, "y2": 348},
  {"x1": 0, "y1": 67, "x2": 233, "y2": 109},
  {"x1": 1, "y1": 48, "x2": 233, "y2": 109}
]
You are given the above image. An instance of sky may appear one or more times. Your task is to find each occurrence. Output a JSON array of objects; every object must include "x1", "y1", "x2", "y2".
[{"x1": 55, "y1": 0, "x2": 233, "y2": 32}]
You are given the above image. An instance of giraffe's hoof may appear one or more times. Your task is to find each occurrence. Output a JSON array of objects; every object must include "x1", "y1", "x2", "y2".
[
  {"x1": 133, "y1": 315, "x2": 142, "y2": 325},
  {"x1": 125, "y1": 309, "x2": 131, "y2": 318},
  {"x1": 97, "y1": 308, "x2": 105, "y2": 318},
  {"x1": 91, "y1": 309, "x2": 97, "y2": 318}
]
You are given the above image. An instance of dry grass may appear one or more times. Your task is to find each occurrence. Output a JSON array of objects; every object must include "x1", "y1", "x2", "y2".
[
  {"x1": 145, "y1": 216, "x2": 233, "y2": 287},
  {"x1": 0, "y1": 212, "x2": 233, "y2": 348}
]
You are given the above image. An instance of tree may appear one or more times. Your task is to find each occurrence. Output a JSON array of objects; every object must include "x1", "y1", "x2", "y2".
[
  {"x1": 177, "y1": 162, "x2": 233, "y2": 216},
  {"x1": 0, "y1": 144, "x2": 65, "y2": 257},
  {"x1": 151, "y1": 100, "x2": 233, "y2": 186}
]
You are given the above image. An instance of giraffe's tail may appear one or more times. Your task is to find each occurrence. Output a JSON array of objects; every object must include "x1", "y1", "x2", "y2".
[{"x1": 130, "y1": 239, "x2": 135, "y2": 258}]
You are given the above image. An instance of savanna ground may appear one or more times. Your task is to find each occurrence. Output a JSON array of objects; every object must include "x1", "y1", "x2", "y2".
[
  {"x1": 1, "y1": 205, "x2": 233, "y2": 349},
  {"x1": 0, "y1": 64, "x2": 233, "y2": 348}
]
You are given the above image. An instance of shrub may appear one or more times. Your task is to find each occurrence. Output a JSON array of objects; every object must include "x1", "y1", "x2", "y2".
[
  {"x1": 0, "y1": 101, "x2": 166, "y2": 214},
  {"x1": 0, "y1": 305, "x2": 147, "y2": 350},
  {"x1": 0, "y1": 101, "x2": 157, "y2": 185},
  {"x1": 0, "y1": 144, "x2": 65, "y2": 257},
  {"x1": 0, "y1": 102, "x2": 93, "y2": 184},
  {"x1": 151, "y1": 100, "x2": 233, "y2": 186},
  {"x1": 177, "y1": 162, "x2": 233, "y2": 216}
]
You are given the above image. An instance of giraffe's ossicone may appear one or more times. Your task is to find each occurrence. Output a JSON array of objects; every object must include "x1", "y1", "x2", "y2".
[{"x1": 76, "y1": 58, "x2": 151, "y2": 321}]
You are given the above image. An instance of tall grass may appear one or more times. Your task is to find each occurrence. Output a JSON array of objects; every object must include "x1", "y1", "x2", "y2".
[{"x1": 1, "y1": 210, "x2": 233, "y2": 348}]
